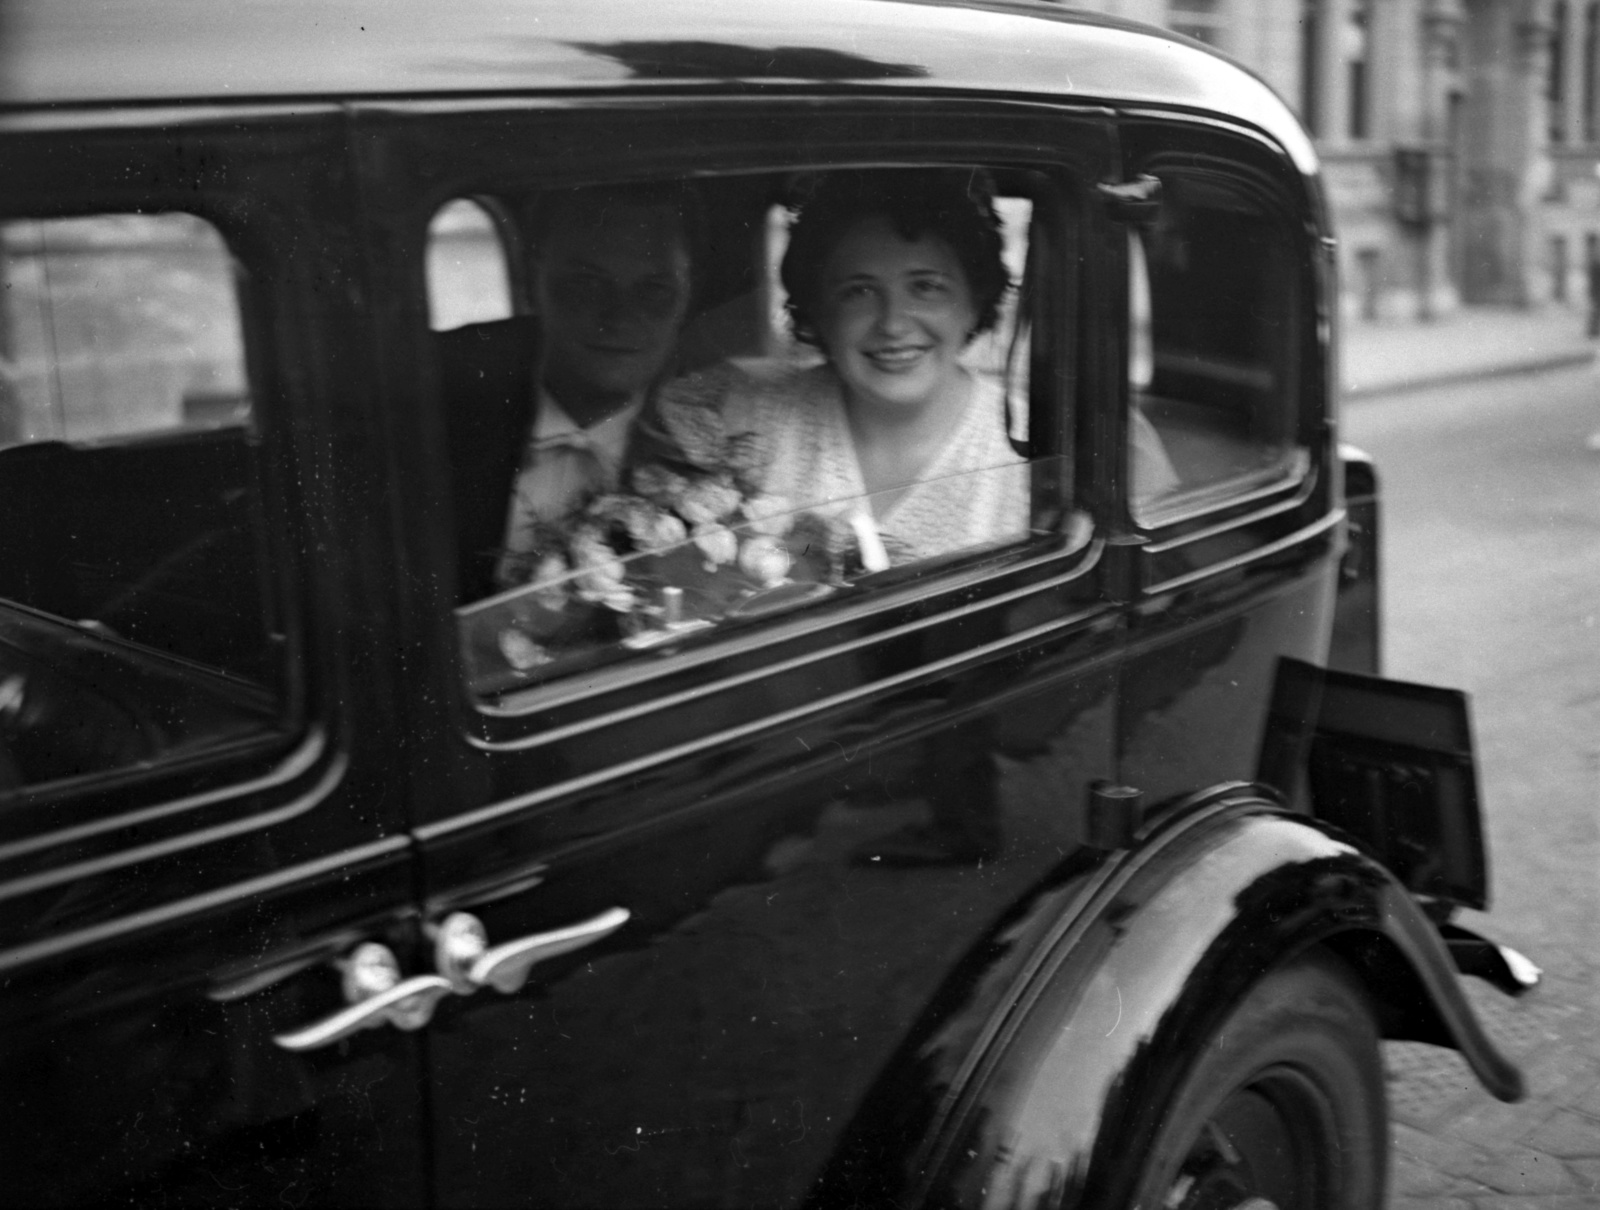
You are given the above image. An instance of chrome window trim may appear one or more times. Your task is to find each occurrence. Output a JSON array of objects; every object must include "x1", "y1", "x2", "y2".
[
  {"x1": 1138, "y1": 456, "x2": 1317, "y2": 554},
  {"x1": 474, "y1": 520, "x2": 1096, "y2": 723},
  {"x1": 0, "y1": 104, "x2": 343, "y2": 133},
  {"x1": 0, "y1": 743, "x2": 350, "y2": 906},
  {"x1": 0, "y1": 729, "x2": 327, "y2": 865},
  {"x1": 1141, "y1": 508, "x2": 1342, "y2": 597},
  {"x1": 424, "y1": 581, "x2": 1112, "y2": 844},
  {"x1": 1132, "y1": 448, "x2": 1313, "y2": 535},
  {"x1": 0, "y1": 825, "x2": 404, "y2": 978}
]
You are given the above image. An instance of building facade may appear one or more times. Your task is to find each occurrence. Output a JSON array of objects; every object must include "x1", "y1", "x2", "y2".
[{"x1": 1067, "y1": 0, "x2": 1600, "y2": 319}]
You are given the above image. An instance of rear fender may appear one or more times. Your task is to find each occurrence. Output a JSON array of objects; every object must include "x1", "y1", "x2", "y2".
[{"x1": 809, "y1": 785, "x2": 1522, "y2": 1209}]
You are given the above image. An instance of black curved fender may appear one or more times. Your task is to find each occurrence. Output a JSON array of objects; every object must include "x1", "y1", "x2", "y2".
[{"x1": 809, "y1": 785, "x2": 1523, "y2": 1210}]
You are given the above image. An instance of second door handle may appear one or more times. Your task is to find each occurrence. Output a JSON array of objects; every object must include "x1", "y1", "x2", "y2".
[{"x1": 431, "y1": 906, "x2": 631, "y2": 995}]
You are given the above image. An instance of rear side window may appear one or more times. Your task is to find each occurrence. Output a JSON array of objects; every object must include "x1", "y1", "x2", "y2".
[
  {"x1": 426, "y1": 197, "x2": 518, "y2": 332},
  {"x1": 0, "y1": 212, "x2": 284, "y2": 795},
  {"x1": 1128, "y1": 170, "x2": 1306, "y2": 521},
  {"x1": 1, "y1": 214, "x2": 249, "y2": 441}
]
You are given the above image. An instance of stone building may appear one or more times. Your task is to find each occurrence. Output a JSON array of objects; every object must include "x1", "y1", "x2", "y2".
[{"x1": 1066, "y1": 0, "x2": 1600, "y2": 319}]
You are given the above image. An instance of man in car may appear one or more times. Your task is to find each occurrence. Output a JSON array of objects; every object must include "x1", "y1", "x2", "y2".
[{"x1": 493, "y1": 182, "x2": 699, "y2": 589}]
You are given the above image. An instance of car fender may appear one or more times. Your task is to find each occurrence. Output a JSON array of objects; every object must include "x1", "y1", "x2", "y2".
[{"x1": 809, "y1": 783, "x2": 1523, "y2": 1210}]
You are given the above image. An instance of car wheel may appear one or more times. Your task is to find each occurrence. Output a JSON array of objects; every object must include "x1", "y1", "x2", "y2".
[{"x1": 1132, "y1": 948, "x2": 1387, "y2": 1210}]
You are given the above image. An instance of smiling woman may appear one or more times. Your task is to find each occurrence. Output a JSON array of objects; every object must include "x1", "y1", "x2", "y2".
[{"x1": 658, "y1": 168, "x2": 1026, "y2": 564}]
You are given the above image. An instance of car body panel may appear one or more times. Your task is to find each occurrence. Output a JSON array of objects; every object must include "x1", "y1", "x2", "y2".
[
  {"x1": 1, "y1": 0, "x2": 1315, "y2": 178},
  {"x1": 811, "y1": 790, "x2": 1522, "y2": 1208}
]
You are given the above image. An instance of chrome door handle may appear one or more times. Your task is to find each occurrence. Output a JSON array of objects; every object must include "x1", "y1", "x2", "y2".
[
  {"x1": 272, "y1": 942, "x2": 453, "y2": 1053},
  {"x1": 432, "y1": 906, "x2": 630, "y2": 995}
]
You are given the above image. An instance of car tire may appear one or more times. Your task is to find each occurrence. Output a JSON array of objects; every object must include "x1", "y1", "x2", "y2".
[{"x1": 1130, "y1": 947, "x2": 1387, "y2": 1210}]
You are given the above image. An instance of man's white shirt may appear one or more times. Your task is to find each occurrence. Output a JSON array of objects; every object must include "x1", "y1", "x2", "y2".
[{"x1": 495, "y1": 387, "x2": 644, "y2": 588}]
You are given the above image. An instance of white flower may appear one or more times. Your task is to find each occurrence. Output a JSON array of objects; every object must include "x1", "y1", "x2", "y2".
[
  {"x1": 741, "y1": 492, "x2": 794, "y2": 537},
  {"x1": 530, "y1": 552, "x2": 571, "y2": 610},
  {"x1": 677, "y1": 477, "x2": 743, "y2": 525},
  {"x1": 738, "y1": 534, "x2": 791, "y2": 587},
  {"x1": 571, "y1": 528, "x2": 628, "y2": 597},
  {"x1": 620, "y1": 501, "x2": 688, "y2": 552},
  {"x1": 498, "y1": 628, "x2": 552, "y2": 672},
  {"x1": 691, "y1": 522, "x2": 739, "y2": 568},
  {"x1": 631, "y1": 464, "x2": 688, "y2": 504}
]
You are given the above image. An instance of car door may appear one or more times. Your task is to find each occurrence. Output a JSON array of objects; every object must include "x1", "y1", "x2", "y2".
[
  {"x1": 1108, "y1": 117, "x2": 1341, "y2": 802},
  {"x1": 359, "y1": 100, "x2": 1127, "y2": 1207},
  {"x1": 0, "y1": 115, "x2": 429, "y2": 1206}
]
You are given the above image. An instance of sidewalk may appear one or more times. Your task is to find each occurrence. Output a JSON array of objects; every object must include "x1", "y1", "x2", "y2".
[{"x1": 1342, "y1": 305, "x2": 1597, "y2": 399}]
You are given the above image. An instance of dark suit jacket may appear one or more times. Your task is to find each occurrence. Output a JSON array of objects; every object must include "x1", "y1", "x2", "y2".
[{"x1": 434, "y1": 316, "x2": 541, "y2": 601}]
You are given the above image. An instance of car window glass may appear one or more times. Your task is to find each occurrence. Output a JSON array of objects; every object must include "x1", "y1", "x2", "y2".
[
  {"x1": 433, "y1": 167, "x2": 1071, "y2": 702},
  {"x1": 1, "y1": 213, "x2": 249, "y2": 442},
  {"x1": 1128, "y1": 173, "x2": 1307, "y2": 522},
  {"x1": 457, "y1": 456, "x2": 1067, "y2": 697},
  {"x1": 0, "y1": 212, "x2": 284, "y2": 795},
  {"x1": 427, "y1": 197, "x2": 516, "y2": 332}
]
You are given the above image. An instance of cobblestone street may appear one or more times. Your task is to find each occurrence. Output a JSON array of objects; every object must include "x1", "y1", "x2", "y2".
[
  {"x1": 1344, "y1": 336, "x2": 1600, "y2": 1209},
  {"x1": 1386, "y1": 972, "x2": 1600, "y2": 1208}
]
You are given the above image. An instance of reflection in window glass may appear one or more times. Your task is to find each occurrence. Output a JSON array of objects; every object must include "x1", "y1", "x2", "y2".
[
  {"x1": 0, "y1": 213, "x2": 283, "y2": 794},
  {"x1": 442, "y1": 167, "x2": 1063, "y2": 698},
  {"x1": 427, "y1": 198, "x2": 515, "y2": 331},
  {"x1": 1128, "y1": 173, "x2": 1305, "y2": 522},
  {"x1": 459, "y1": 456, "x2": 1067, "y2": 698},
  {"x1": 0, "y1": 213, "x2": 249, "y2": 447}
]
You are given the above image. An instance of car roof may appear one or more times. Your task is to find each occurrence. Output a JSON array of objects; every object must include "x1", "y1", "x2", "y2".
[{"x1": 0, "y1": 0, "x2": 1315, "y2": 170}]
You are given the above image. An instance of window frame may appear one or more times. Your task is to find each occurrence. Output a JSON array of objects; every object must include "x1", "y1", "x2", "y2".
[
  {"x1": 1119, "y1": 146, "x2": 1320, "y2": 524},
  {"x1": 1114, "y1": 116, "x2": 1332, "y2": 596},
  {"x1": 353, "y1": 96, "x2": 1120, "y2": 795},
  {"x1": 462, "y1": 170, "x2": 1082, "y2": 721},
  {"x1": 0, "y1": 118, "x2": 332, "y2": 858}
]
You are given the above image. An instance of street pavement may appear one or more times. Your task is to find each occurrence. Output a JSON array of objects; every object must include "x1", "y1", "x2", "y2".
[
  {"x1": 1341, "y1": 304, "x2": 1596, "y2": 399},
  {"x1": 1339, "y1": 318, "x2": 1600, "y2": 1209}
]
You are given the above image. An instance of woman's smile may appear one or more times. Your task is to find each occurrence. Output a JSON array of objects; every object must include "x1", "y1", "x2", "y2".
[{"x1": 864, "y1": 343, "x2": 934, "y2": 370}]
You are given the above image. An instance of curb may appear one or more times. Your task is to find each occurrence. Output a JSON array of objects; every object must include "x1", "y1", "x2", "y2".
[{"x1": 1343, "y1": 348, "x2": 1598, "y2": 401}]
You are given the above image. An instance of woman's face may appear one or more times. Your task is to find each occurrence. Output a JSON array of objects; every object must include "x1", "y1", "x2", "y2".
[{"x1": 814, "y1": 217, "x2": 978, "y2": 416}]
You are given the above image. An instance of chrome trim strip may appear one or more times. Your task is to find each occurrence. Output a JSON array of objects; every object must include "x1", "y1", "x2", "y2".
[
  {"x1": 421, "y1": 602, "x2": 1112, "y2": 843},
  {"x1": 1142, "y1": 509, "x2": 1343, "y2": 597},
  {"x1": 0, "y1": 828, "x2": 408, "y2": 975},
  {"x1": 0, "y1": 729, "x2": 327, "y2": 864},
  {"x1": 478, "y1": 536, "x2": 1101, "y2": 728},
  {"x1": 0, "y1": 749, "x2": 351, "y2": 905},
  {"x1": 0, "y1": 103, "x2": 344, "y2": 132},
  {"x1": 1139, "y1": 462, "x2": 1314, "y2": 553}
]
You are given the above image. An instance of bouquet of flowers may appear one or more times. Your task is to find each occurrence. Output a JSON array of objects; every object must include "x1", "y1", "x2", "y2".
[{"x1": 502, "y1": 404, "x2": 841, "y2": 637}]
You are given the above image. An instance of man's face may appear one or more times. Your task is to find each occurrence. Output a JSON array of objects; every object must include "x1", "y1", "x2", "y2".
[{"x1": 535, "y1": 201, "x2": 692, "y2": 416}]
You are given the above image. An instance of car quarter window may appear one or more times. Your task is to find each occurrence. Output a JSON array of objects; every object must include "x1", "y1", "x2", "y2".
[
  {"x1": 0, "y1": 212, "x2": 285, "y2": 794},
  {"x1": 1127, "y1": 169, "x2": 1308, "y2": 522},
  {"x1": 426, "y1": 197, "x2": 518, "y2": 332},
  {"x1": 429, "y1": 166, "x2": 1073, "y2": 701}
]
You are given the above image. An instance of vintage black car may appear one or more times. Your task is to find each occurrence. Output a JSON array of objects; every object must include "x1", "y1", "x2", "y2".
[{"x1": 0, "y1": 1, "x2": 1539, "y2": 1206}]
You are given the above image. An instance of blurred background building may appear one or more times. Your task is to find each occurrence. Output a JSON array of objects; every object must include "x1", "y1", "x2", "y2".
[{"x1": 1068, "y1": 0, "x2": 1600, "y2": 321}]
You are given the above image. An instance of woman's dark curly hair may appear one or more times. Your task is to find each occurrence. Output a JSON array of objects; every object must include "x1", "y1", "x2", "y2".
[{"x1": 780, "y1": 168, "x2": 1011, "y2": 350}]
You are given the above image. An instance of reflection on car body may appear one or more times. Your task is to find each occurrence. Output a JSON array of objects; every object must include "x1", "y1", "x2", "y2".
[{"x1": 0, "y1": 1, "x2": 1536, "y2": 1207}]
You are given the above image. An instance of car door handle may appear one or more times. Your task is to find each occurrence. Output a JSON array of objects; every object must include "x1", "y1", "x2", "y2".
[
  {"x1": 432, "y1": 906, "x2": 630, "y2": 995},
  {"x1": 271, "y1": 942, "x2": 453, "y2": 1053}
]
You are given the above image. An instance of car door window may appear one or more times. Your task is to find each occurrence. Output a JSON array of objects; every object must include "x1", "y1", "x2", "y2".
[
  {"x1": 437, "y1": 168, "x2": 1072, "y2": 699},
  {"x1": 425, "y1": 197, "x2": 519, "y2": 332},
  {"x1": 0, "y1": 212, "x2": 284, "y2": 794},
  {"x1": 1127, "y1": 170, "x2": 1308, "y2": 523}
]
